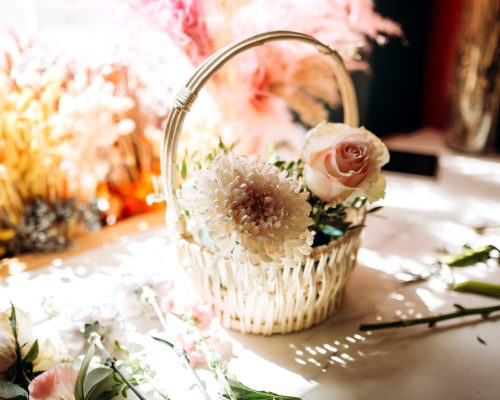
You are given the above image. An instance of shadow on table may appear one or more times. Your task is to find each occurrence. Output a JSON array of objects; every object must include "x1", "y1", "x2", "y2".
[{"x1": 226, "y1": 263, "x2": 437, "y2": 382}]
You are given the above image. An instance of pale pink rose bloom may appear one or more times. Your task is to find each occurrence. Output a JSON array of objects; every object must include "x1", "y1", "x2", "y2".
[
  {"x1": 303, "y1": 122, "x2": 389, "y2": 202},
  {"x1": 0, "y1": 308, "x2": 36, "y2": 378},
  {"x1": 28, "y1": 364, "x2": 78, "y2": 400}
]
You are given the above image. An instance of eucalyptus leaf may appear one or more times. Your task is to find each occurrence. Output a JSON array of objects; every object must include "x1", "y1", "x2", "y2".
[
  {"x1": 22, "y1": 340, "x2": 39, "y2": 364},
  {"x1": 0, "y1": 381, "x2": 28, "y2": 400},
  {"x1": 75, "y1": 339, "x2": 96, "y2": 400}
]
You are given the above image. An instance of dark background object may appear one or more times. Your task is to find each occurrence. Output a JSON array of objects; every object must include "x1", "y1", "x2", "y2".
[
  {"x1": 360, "y1": 0, "x2": 464, "y2": 137},
  {"x1": 364, "y1": 0, "x2": 433, "y2": 135},
  {"x1": 383, "y1": 150, "x2": 438, "y2": 177}
]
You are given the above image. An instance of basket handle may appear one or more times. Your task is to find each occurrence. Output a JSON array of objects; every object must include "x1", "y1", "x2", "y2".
[{"x1": 162, "y1": 30, "x2": 359, "y2": 234}]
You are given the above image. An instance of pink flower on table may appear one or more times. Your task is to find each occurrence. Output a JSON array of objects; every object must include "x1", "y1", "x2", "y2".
[
  {"x1": 303, "y1": 122, "x2": 389, "y2": 203},
  {"x1": 175, "y1": 328, "x2": 234, "y2": 369},
  {"x1": 176, "y1": 332, "x2": 204, "y2": 367},
  {"x1": 164, "y1": 300, "x2": 214, "y2": 330},
  {"x1": 185, "y1": 303, "x2": 213, "y2": 331},
  {"x1": 28, "y1": 364, "x2": 78, "y2": 400}
]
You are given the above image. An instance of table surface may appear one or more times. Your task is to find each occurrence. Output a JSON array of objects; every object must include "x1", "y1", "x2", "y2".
[{"x1": 2, "y1": 131, "x2": 500, "y2": 400}]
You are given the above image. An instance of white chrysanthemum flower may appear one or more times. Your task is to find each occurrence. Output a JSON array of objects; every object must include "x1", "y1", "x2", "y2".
[{"x1": 181, "y1": 152, "x2": 313, "y2": 266}]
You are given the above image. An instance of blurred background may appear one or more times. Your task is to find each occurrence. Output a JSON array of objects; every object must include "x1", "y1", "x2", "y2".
[{"x1": 0, "y1": 0, "x2": 498, "y2": 258}]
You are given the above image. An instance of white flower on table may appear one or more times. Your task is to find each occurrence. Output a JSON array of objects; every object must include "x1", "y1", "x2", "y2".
[
  {"x1": 180, "y1": 152, "x2": 314, "y2": 267},
  {"x1": 116, "y1": 272, "x2": 174, "y2": 319},
  {"x1": 59, "y1": 303, "x2": 125, "y2": 360},
  {"x1": 303, "y1": 122, "x2": 390, "y2": 203}
]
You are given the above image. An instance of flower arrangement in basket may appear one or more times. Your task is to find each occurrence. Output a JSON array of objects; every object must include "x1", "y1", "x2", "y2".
[{"x1": 163, "y1": 31, "x2": 390, "y2": 335}]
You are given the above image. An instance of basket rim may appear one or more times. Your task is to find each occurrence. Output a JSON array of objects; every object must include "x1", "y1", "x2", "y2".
[{"x1": 177, "y1": 208, "x2": 366, "y2": 262}]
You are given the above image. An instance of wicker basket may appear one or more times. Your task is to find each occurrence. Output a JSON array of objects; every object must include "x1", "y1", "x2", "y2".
[{"x1": 162, "y1": 31, "x2": 362, "y2": 335}]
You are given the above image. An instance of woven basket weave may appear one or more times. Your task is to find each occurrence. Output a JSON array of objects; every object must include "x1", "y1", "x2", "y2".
[{"x1": 163, "y1": 31, "x2": 362, "y2": 335}]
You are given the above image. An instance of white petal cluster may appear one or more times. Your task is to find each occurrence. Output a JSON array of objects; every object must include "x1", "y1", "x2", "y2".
[{"x1": 181, "y1": 153, "x2": 313, "y2": 267}]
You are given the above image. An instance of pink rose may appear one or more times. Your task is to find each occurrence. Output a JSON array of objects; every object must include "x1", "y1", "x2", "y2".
[
  {"x1": 302, "y1": 122, "x2": 389, "y2": 202},
  {"x1": 29, "y1": 364, "x2": 78, "y2": 400}
]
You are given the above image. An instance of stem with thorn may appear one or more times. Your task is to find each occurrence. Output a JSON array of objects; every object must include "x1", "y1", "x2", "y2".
[
  {"x1": 359, "y1": 303, "x2": 500, "y2": 331},
  {"x1": 91, "y1": 334, "x2": 147, "y2": 400},
  {"x1": 144, "y1": 291, "x2": 212, "y2": 400}
]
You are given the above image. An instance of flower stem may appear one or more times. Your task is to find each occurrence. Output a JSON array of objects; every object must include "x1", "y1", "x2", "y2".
[
  {"x1": 142, "y1": 371, "x2": 170, "y2": 400},
  {"x1": 147, "y1": 295, "x2": 212, "y2": 400},
  {"x1": 359, "y1": 303, "x2": 500, "y2": 331},
  {"x1": 92, "y1": 335, "x2": 147, "y2": 400},
  {"x1": 187, "y1": 323, "x2": 237, "y2": 400},
  {"x1": 163, "y1": 311, "x2": 237, "y2": 400}
]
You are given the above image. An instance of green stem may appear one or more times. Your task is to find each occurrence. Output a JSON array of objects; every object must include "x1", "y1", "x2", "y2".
[
  {"x1": 141, "y1": 371, "x2": 170, "y2": 400},
  {"x1": 452, "y1": 280, "x2": 500, "y2": 299},
  {"x1": 170, "y1": 313, "x2": 237, "y2": 400},
  {"x1": 147, "y1": 295, "x2": 212, "y2": 400},
  {"x1": 92, "y1": 335, "x2": 147, "y2": 400},
  {"x1": 359, "y1": 303, "x2": 500, "y2": 331}
]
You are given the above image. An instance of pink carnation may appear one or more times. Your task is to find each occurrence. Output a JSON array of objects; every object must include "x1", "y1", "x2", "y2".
[{"x1": 29, "y1": 364, "x2": 78, "y2": 400}]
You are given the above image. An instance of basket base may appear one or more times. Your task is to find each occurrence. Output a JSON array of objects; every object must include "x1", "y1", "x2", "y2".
[
  {"x1": 218, "y1": 286, "x2": 348, "y2": 335},
  {"x1": 177, "y1": 227, "x2": 362, "y2": 335}
]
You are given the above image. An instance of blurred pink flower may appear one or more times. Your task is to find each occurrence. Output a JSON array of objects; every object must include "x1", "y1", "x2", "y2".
[
  {"x1": 230, "y1": 0, "x2": 402, "y2": 58},
  {"x1": 28, "y1": 364, "x2": 78, "y2": 400},
  {"x1": 126, "y1": 0, "x2": 215, "y2": 63},
  {"x1": 123, "y1": 0, "x2": 402, "y2": 158}
]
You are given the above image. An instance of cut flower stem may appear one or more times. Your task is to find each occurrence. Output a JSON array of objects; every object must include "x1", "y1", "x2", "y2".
[
  {"x1": 91, "y1": 334, "x2": 147, "y2": 400},
  {"x1": 146, "y1": 294, "x2": 212, "y2": 400},
  {"x1": 359, "y1": 304, "x2": 500, "y2": 331}
]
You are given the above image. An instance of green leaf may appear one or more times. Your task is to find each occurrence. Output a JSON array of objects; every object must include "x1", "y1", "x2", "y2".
[
  {"x1": 320, "y1": 225, "x2": 344, "y2": 238},
  {"x1": 452, "y1": 280, "x2": 500, "y2": 299},
  {"x1": 181, "y1": 159, "x2": 187, "y2": 180},
  {"x1": 83, "y1": 368, "x2": 114, "y2": 400},
  {"x1": 7, "y1": 304, "x2": 26, "y2": 387},
  {"x1": 75, "y1": 339, "x2": 96, "y2": 400},
  {"x1": 223, "y1": 377, "x2": 301, "y2": 400},
  {"x1": 94, "y1": 388, "x2": 122, "y2": 400},
  {"x1": 367, "y1": 205, "x2": 383, "y2": 214},
  {"x1": 151, "y1": 336, "x2": 175, "y2": 350},
  {"x1": 22, "y1": 340, "x2": 39, "y2": 364},
  {"x1": 9, "y1": 304, "x2": 18, "y2": 344},
  {"x1": 83, "y1": 368, "x2": 126, "y2": 400},
  {"x1": 441, "y1": 245, "x2": 498, "y2": 267},
  {"x1": 0, "y1": 381, "x2": 28, "y2": 400}
]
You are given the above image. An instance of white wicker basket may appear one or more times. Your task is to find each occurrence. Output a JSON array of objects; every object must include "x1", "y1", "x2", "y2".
[{"x1": 162, "y1": 31, "x2": 362, "y2": 335}]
